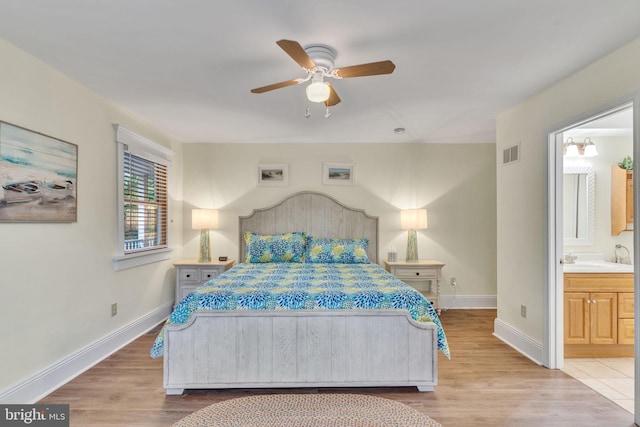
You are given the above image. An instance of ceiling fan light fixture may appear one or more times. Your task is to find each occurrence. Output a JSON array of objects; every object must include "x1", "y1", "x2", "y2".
[{"x1": 306, "y1": 81, "x2": 330, "y2": 103}]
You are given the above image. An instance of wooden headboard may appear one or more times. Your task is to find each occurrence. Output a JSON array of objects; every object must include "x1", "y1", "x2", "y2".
[{"x1": 239, "y1": 191, "x2": 379, "y2": 263}]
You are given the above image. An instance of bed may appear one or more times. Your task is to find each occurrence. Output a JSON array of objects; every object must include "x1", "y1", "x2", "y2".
[{"x1": 152, "y1": 191, "x2": 449, "y2": 395}]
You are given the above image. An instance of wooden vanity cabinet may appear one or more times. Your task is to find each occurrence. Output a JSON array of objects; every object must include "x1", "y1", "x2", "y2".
[
  {"x1": 611, "y1": 165, "x2": 633, "y2": 235},
  {"x1": 564, "y1": 292, "x2": 617, "y2": 345},
  {"x1": 564, "y1": 273, "x2": 634, "y2": 357}
]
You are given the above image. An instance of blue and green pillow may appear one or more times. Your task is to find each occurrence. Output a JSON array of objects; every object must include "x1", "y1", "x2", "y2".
[
  {"x1": 244, "y1": 231, "x2": 307, "y2": 263},
  {"x1": 306, "y1": 237, "x2": 369, "y2": 264}
]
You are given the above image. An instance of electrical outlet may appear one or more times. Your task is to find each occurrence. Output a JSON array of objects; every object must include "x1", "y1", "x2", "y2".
[
  {"x1": 111, "y1": 303, "x2": 118, "y2": 317},
  {"x1": 521, "y1": 304, "x2": 527, "y2": 318},
  {"x1": 451, "y1": 277, "x2": 457, "y2": 287}
]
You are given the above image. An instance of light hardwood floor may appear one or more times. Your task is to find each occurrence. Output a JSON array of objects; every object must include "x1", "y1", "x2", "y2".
[{"x1": 39, "y1": 310, "x2": 635, "y2": 426}]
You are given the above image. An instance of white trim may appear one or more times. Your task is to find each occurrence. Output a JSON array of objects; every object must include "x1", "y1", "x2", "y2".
[
  {"x1": 112, "y1": 247, "x2": 173, "y2": 271},
  {"x1": 114, "y1": 124, "x2": 174, "y2": 164},
  {"x1": 0, "y1": 302, "x2": 172, "y2": 404},
  {"x1": 439, "y1": 294, "x2": 496, "y2": 309},
  {"x1": 493, "y1": 318, "x2": 544, "y2": 366}
]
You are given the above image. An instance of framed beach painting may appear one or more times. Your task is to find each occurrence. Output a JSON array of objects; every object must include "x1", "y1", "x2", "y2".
[
  {"x1": 257, "y1": 164, "x2": 288, "y2": 186},
  {"x1": 0, "y1": 122, "x2": 78, "y2": 222},
  {"x1": 323, "y1": 162, "x2": 355, "y2": 186}
]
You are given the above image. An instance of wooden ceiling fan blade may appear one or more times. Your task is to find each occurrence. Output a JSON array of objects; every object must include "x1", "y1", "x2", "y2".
[
  {"x1": 333, "y1": 60, "x2": 396, "y2": 78},
  {"x1": 325, "y1": 84, "x2": 341, "y2": 107},
  {"x1": 276, "y1": 39, "x2": 316, "y2": 70},
  {"x1": 250, "y1": 79, "x2": 302, "y2": 94}
]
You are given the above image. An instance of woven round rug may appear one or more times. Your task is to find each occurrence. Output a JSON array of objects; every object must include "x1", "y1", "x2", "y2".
[{"x1": 172, "y1": 393, "x2": 441, "y2": 427}]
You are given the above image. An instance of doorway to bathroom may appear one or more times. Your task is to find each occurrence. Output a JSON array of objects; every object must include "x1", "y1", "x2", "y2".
[
  {"x1": 563, "y1": 106, "x2": 634, "y2": 412},
  {"x1": 546, "y1": 97, "x2": 638, "y2": 416}
]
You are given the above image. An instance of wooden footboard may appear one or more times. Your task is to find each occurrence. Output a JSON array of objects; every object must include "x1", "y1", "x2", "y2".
[{"x1": 163, "y1": 310, "x2": 438, "y2": 394}]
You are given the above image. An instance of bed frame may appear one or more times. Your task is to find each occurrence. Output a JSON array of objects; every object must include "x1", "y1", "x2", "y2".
[{"x1": 163, "y1": 191, "x2": 438, "y2": 394}]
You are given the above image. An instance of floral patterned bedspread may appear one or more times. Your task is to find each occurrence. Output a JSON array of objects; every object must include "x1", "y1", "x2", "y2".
[{"x1": 150, "y1": 262, "x2": 450, "y2": 359}]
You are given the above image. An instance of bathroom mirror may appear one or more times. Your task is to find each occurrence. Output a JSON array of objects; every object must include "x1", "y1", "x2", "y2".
[{"x1": 563, "y1": 166, "x2": 595, "y2": 246}]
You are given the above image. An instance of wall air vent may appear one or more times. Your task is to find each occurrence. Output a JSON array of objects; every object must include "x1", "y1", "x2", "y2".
[{"x1": 502, "y1": 143, "x2": 520, "y2": 165}]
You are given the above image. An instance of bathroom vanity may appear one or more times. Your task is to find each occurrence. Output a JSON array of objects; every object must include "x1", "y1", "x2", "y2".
[{"x1": 564, "y1": 257, "x2": 634, "y2": 357}]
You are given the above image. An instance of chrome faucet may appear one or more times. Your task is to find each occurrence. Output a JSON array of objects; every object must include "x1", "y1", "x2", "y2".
[
  {"x1": 615, "y1": 244, "x2": 631, "y2": 264},
  {"x1": 563, "y1": 253, "x2": 577, "y2": 264}
]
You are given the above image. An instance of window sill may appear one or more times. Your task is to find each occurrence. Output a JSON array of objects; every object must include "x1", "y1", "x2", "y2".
[{"x1": 112, "y1": 247, "x2": 173, "y2": 271}]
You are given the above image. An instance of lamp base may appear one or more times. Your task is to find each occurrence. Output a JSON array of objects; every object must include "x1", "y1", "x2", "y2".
[
  {"x1": 198, "y1": 229, "x2": 211, "y2": 263},
  {"x1": 405, "y1": 229, "x2": 418, "y2": 262}
]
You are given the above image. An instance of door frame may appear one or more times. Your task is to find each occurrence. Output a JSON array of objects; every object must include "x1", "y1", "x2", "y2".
[{"x1": 545, "y1": 92, "x2": 639, "y2": 419}]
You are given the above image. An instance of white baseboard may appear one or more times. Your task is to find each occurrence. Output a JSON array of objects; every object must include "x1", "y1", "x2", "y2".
[
  {"x1": 493, "y1": 318, "x2": 544, "y2": 365},
  {"x1": 439, "y1": 294, "x2": 496, "y2": 309},
  {"x1": 0, "y1": 302, "x2": 172, "y2": 404}
]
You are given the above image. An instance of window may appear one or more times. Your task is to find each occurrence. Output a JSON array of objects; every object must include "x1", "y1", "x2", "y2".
[
  {"x1": 113, "y1": 125, "x2": 174, "y2": 271},
  {"x1": 123, "y1": 152, "x2": 167, "y2": 253}
]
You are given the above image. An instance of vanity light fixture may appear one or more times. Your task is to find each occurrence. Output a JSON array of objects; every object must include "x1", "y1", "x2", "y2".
[
  {"x1": 192, "y1": 209, "x2": 219, "y2": 263},
  {"x1": 400, "y1": 208, "x2": 428, "y2": 262},
  {"x1": 563, "y1": 137, "x2": 598, "y2": 157}
]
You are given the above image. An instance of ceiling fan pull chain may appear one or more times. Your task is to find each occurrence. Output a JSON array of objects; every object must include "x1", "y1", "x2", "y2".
[
  {"x1": 324, "y1": 107, "x2": 331, "y2": 118},
  {"x1": 304, "y1": 106, "x2": 311, "y2": 119}
]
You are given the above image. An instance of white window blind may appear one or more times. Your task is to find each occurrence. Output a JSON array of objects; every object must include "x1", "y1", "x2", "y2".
[{"x1": 123, "y1": 151, "x2": 168, "y2": 253}]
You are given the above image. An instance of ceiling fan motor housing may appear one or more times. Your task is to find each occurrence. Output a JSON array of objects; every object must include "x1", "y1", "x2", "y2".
[{"x1": 304, "y1": 44, "x2": 337, "y2": 73}]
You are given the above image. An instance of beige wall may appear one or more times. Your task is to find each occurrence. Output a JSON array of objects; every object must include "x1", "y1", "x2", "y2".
[
  {"x1": 0, "y1": 40, "x2": 183, "y2": 393},
  {"x1": 496, "y1": 37, "x2": 640, "y2": 342},
  {"x1": 182, "y1": 142, "x2": 497, "y2": 297}
]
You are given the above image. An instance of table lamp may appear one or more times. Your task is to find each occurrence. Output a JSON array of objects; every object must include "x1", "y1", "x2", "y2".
[
  {"x1": 192, "y1": 209, "x2": 219, "y2": 263},
  {"x1": 400, "y1": 208, "x2": 428, "y2": 262}
]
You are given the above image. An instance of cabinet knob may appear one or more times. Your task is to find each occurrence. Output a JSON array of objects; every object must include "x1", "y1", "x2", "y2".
[
  {"x1": 415, "y1": 272, "x2": 420, "y2": 276},
  {"x1": 186, "y1": 274, "x2": 191, "y2": 278},
  {"x1": 206, "y1": 274, "x2": 211, "y2": 278}
]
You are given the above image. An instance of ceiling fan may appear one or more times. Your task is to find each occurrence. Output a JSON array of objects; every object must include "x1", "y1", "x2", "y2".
[{"x1": 250, "y1": 39, "x2": 396, "y2": 108}]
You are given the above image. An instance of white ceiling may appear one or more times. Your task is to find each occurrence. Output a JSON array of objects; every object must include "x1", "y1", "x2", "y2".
[{"x1": 1, "y1": 1, "x2": 640, "y2": 144}]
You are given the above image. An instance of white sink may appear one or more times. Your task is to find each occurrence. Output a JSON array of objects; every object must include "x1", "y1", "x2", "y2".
[{"x1": 563, "y1": 261, "x2": 634, "y2": 273}]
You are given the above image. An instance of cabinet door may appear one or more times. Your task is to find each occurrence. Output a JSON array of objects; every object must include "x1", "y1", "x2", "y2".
[
  {"x1": 618, "y1": 319, "x2": 635, "y2": 345},
  {"x1": 590, "y1": 293, "x2": 617, "y2": 345},
  {"x1": 618, "y1": 292, "x2": 634, "y2": 318},
  {"x1": 626, "y1": 171, "x2": 633, "y2": 223},
  {"x1": 564, "y1": 292, "x2": 590, "y2": 345},
  {"x1": 612, "y1": 166, "x2": 633, "y2": 234}
]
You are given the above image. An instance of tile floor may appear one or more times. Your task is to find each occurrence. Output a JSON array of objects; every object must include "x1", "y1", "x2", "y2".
[{"x1": 563, "y1": 358, "x2": 634, "y2": 414}]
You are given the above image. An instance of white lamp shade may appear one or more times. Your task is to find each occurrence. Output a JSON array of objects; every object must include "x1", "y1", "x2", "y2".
[
  {"x1": 583, "y1": 143, "x2": 598, "y2": 157},
  {"x1": 306, "y1": 81, "x2": 330, "y2": 103},
  {"x1": 192, "y1": 209, "x2": 219, "y2": 230},
  {"x1": 400, "y1": 209, "x2": 428, "y2": 230},
  {"x1": 564, "y1": 143, "x2": 579, "y2": 157}
]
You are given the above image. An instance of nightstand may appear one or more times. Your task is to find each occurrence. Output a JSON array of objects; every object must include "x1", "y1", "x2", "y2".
[
  {"x1": 384, "y1": 260, "x2": 445, "y2": 315},
  {"x1": 173, "y1": 259, "x2": 235, "y2": 306}
]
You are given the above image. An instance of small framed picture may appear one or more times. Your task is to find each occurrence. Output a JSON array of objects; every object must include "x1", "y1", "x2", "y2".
[
  {"x1": 323, "y1": 162, "x2": 355, "y2": 186},
  {"x1": 257, "y1": 164, "x2": 288, "y2": 186}
]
